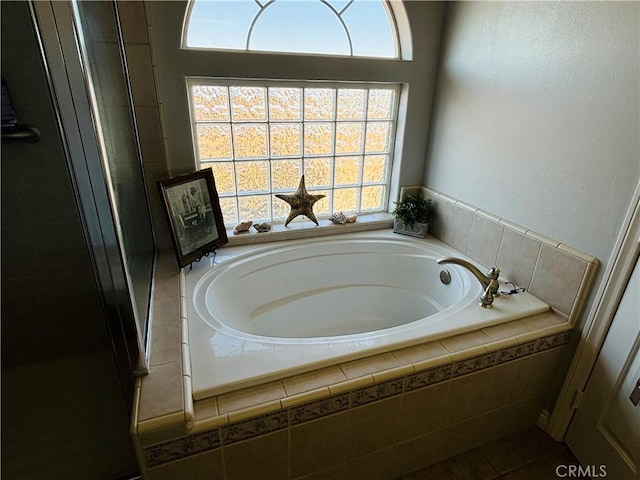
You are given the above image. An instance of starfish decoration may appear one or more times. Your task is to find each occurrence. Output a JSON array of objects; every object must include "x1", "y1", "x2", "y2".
[{"x1": 276, "y1": 175, "x2": 326, "y2": 226}]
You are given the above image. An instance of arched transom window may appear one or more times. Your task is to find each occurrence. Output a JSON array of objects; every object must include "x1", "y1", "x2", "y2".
[
  {"x1": 183, "y1": 0, "x2": 403, "y2": 228},
  {"x1": 184, "y1": 0, "x2": 399, "y2": 58}
]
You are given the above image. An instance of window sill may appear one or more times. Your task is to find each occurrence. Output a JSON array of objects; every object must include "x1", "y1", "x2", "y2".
[{"x1": 225, "y1": 213, "x2": 394, "y2": 247}]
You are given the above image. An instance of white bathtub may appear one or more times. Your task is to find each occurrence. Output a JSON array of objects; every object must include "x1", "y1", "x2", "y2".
[{"x1": 185, "y1": 230, "x2": 549, "y2": 399}]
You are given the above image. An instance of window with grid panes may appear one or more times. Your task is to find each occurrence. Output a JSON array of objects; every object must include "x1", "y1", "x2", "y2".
[
  {"x1": 184, "y1": 0, "x2": 401, "y2": 227},
  {"x1": 189, "y1": 82, "x2": 398, "y2": 226}
]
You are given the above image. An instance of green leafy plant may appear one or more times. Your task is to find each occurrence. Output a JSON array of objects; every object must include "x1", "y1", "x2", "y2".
[{"x1": 392, "y1": 192, "x2": 433, "y2": 228}]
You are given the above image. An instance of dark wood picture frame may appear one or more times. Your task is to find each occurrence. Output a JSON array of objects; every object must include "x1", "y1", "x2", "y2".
[{"x1": 158, "y1": 168, "x2": 228, "y2": 268}]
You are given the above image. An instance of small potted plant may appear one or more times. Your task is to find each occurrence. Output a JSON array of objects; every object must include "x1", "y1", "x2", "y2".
[{"x1": 392, "y1": 192, "x2": 433, "y2": 238}]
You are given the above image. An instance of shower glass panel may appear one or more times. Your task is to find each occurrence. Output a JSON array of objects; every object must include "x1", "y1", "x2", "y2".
[{"x1": 71, "y1": 1, "x2": 155, "y2": 351}]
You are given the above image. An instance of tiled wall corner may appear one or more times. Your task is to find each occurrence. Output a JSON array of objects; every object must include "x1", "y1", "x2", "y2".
[{"x1": 422, "y1": 187, "x2": 599, "y2": 325}]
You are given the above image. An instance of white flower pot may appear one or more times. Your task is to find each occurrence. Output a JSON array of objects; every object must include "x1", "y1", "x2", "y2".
[{"x1": 393, "y1": 218, "x2": 429, "y2": 238}]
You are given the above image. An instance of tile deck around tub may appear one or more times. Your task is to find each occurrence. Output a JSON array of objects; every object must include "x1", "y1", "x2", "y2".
[
  {"x1": 189, "y1": 310, "x2": 569, "y2": 430},
  {"x1": 137, "y1": 309, "x2": 572, "y2": 470}
]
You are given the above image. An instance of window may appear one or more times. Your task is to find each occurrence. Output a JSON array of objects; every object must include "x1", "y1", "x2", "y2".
[
  {"x1": 148, "y1": 1, "x2": 429, "y2": 233},
  {"x1": 189, "y1": 80, "x2": 398, "y2": 226},
  {"x1": 184, "y1": 0, "x2": 402, "y2": 227},
  {"x1": 185, "y1": 0, "x2": 399, "y2": 58}
]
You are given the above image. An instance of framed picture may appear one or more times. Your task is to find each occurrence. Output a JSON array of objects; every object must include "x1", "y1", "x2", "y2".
[{"x1": 158, "y1": 168, "x2": 228, "y2": 268}]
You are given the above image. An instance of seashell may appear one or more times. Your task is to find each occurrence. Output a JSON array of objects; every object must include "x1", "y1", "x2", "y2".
[
  {"x1": 329, "y1": 212, "x2": 347, "y2": 225},
  {"x1": 346, "y1": 214, "x2": 357, "y2": 223},
  {"x1": 233, "y1": 220, "x2": 253, "y2": 235},
  {"x1": 253, "y1": 222, "x2": 271, "y2": 233}
]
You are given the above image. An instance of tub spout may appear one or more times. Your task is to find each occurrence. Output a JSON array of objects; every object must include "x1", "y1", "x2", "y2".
[{"x1": 436, "y1": 257, "x2": 500, "y2": 308}]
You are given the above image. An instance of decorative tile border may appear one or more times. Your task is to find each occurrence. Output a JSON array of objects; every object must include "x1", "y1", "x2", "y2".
[
  {"x1": 535, "y1": 331, "x2": 572, "y2": 352},
  {"x1": 496, "y1": 340, "x2": 537, "y2": 365},
  {"x1": 141, "y1": 330, "x2": 571, "y2": 469},
  {"x1": 144, "y1": 429, "x2": 220, "y2": 468},
  {"x1": 290, "y1": 393, "x2": 349, "y2": 426},
  {"x1": 221, "y1": 410, "x2": 288, "y2": 446},
  {"x1": 452, "y1": 351, "x2": 498, "y2": 377},
  {"x1": 404, "y1": 364, "x2": 452, "y2": 391}
]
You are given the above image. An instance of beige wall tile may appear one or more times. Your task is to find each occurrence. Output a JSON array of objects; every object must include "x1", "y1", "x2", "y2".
[
  {"x1": 138, "y1": 362, "x2": 183, "y2": 422},
  {"x1": 117, "y1": 0, "x2": 149, "y2": 44},
  {"x1": 529, "y1": 245, "x2": 588, "y2": 316},
  {"x1": 520, "y1": 311, "x2": 565, "y2": 331},
  {"x1": 440, "y1": 330, "x2": 491, "y2": 353},
  {"x1": 389, "y1": 431, "x2": 438, "y2": 479},
  {"x1": 146, "y1": 449, "x2": 223, "y2": 480},
  {"x1": 440, "y1": 369, "x2": 492, "y2": 427},
  {"x1": 433, "y1": 415, "x2": 489, "y2": 465},
  {"x1": 151, "y1": 295, "x2": 180, "y2": 328},
  {"x1": 293, "y1": 464, "x2": 344, "y2": 480},
  {"x1": 344, "y1": 447, "x2": 394, "y2": 480},
  {"x1": 466, "y1": 214, "x2": 504, "y2": 268},
  {"x1": 496, "y1": 227, "x2": 541, "y2": 290},
  {"x1": 396, "y1": 382, "x2": 449, "y2": 442},
  {"x1": 481, "y1": 320, "x2": 532, "y2": 342},
  {"x1": 346, "y1": 396, "x2": 402, "y2": 459},
  {"x1": 340, "y1": 353, "x2": 400, "y2": 379},
  {"x1": 149, "y1": 323, "x2": 181, "y2": 367},
  {"x1": 283, "y1": 366, "x2": 347, "y2": 396},
  {"x1": 126, "y1": 44, "x2": 157, "y2": 107},
  {"x1": 290, "y1": 412, "x2": 349, "y2": 478},
  {"x1": 484, "y1": 356, "x2": 531, "y2": 410},
  {"x1": 217, "y1": 381, "x2": 285, "y2": 414},
  {"x1": 434, "y1": 200, "x2": 474, "y2": 252},
  {"x1": 524, "y1": 347, "x2": 567, "y2": 399},
  {"x1": 393, "y1": 341, "x2": 449, "y2": 365},
  {"x1": 193, "y1": 397, "x2": 218, "y2": 421},
  {"x1": 223, "y1": 430, "x2": 289, "y2": 480}
]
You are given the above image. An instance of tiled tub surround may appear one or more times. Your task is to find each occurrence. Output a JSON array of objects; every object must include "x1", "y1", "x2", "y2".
[
  {"x1": 186, "y1": 230, "x2": 550, "y2": 399},
  {"x1": 132, "y1": 191, "x2": 598, "y2": 479}
]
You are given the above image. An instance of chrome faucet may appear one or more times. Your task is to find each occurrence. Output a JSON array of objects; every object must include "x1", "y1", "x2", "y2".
[{"x1": 437, "y1": 257, "x2": 500, "y2": 308}]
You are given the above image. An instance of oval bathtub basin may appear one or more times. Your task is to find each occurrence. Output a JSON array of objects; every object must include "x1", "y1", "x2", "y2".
[{"x1": 186, "y1": 230, "x2": 550, "y2": 399}]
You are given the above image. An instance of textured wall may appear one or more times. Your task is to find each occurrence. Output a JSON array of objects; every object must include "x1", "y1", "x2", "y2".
[{"x1": 424, "y1": 2, "x2": 639, "y2": 287}]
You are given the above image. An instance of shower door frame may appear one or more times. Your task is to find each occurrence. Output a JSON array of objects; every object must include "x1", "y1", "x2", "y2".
[{"x1": 29, "y1": 0, "x2": 151, "y2": 407}]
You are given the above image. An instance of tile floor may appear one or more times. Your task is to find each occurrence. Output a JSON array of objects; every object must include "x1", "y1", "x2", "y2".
[{"x1": 396, "y1": 426, "x2": 591, "y2": 480}]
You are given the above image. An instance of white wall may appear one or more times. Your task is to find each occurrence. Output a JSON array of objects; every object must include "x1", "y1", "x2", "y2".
[{"x1": 424, "y1": 2, "x2": 639, "y2": 281}]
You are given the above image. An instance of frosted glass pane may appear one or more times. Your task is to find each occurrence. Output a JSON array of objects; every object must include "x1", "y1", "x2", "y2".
[
  {"x1": 238, "y1": 194, "x2": 271, "y2": 222},
  {"x1": 334, "y1": 187, "x2": 359, "y2": 212},
  {"x1": 343, "y1": 0, "x2": 396, "y2": 58},
  {"x1": 233, "y1": 124, "x2": 268, "y2": 159},
  {"x1": 304, "y1": 123, "x2": 334, "y2": 156},
  {"x1": 270, "y1": 124, "x2": 301, "y2": 157},
  {"x1": 361, "y1": 185, "x2": 384, "y2": 211},
  {"x1": 206, "y1": 161, "x2": 236, "y2": 195},
  {"x1": 304, "y1": 89, "x2": 335, "y2": 120},
  {"x1": 186, "y1": 0, "x2": 258, "y2": 49},
  {"x1": 337, "y1": 89, "x2": 366, "y2": 120},
  {"x1": 250, "y1": 1, "x2": 350, "y2": 56},
  {"x1": 269, "y1": 88, "x2": 302, "y2": 121},
  {"x1": 236, "y1": 161, "x2": 269, "y2": 193},
  {"x1": 230, "y1": 87, "x2": 267, "y2": 121},
  {"x1": 313, "y1": 190, "x2": 330, "y2": 216},
  {"x1": 192, "y1": 85, "x2": 229, "y2": 121},
  {"x1": 367, "y1": 89, "x2": 394, "y2": 120},
  {"x1": 304, "y1": 157, "x2": 332, "y2": 188},
  {"x1": 272, "y1": 194, "x2": 292, "y2": 221},
  {"x1": 336, "y1": 122, "x2": 364, "y2": 154},
  {"x1": 334, "y1": 156, "x2": 361, "y2": 186},
  {"x1": 271, "y1": 159, "x2": 302, "y2": 191},
  {"x1": 365, "y1": 122, "x2": 390, "y2": 153},
  {"x1": 219, "y1": 197, "x2": 238, "y2": 225},
  {"x1": 197, "y1": 124, "x2": 232, "y2": 160},
  {"x1": 363, "y1": 155, "x2": 387, "y2": 183}
]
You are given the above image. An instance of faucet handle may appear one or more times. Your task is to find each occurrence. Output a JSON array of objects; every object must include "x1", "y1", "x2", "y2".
[{"x1": 487, "y1": 266, "x2": 500, "y2": 279}]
